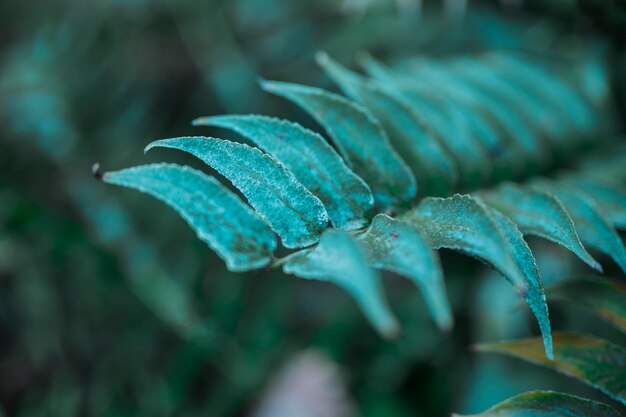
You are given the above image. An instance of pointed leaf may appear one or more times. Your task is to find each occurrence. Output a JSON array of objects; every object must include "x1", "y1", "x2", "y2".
[
  {"x1": 403, "y1": 194, "x2": 552, "y2": 357},
  {"x1": 485, "y1": 206, "x2": 552, "y2": 359},
  {"x1": 454, "y1": 390, "x2": 619, "y2": 417},
  {"x1": 560, "y1": 176, "x2": 626, "y2": 229},
  {"x1": 102, "y1": 163, "x2": 276, "y2": 271},
  {"x1": 477, "y1": 332, "x2": 626, "y2": 405},
  {"x1": 283, "y1": 230, "x2": 399, "y2": 337},
  {"x1": 145, "y1": 137, "x2": 328, "y2": 249},
  {"x1": 317, "y1": 53, "x2": 457, "y2": 196},
  {"x1": 192, "y1": 114, "x2": 374, "y2": 230},
  {"x1": 483, "y1": 183, "x2": 600, "y2": 271},
  {"x1": 548, "y1": 277, "x2": 626, "y2": 333},
  {"x1": 357, "y1": 214, "x2": 452, "y2": 330},
  {"x1": 531, "y1": 181, "x2": 626, "y2": 273},
  {"x1": 402, "y1": 194, "x2": 526, "y2": 293},
  {"x1": 260, "y1": 79, "x2": 416, "y2": 209}
]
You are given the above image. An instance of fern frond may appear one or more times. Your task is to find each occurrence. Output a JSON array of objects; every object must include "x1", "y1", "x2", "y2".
[{"x1": 101, "y1": 47, "x2": 624, "y2": 359}]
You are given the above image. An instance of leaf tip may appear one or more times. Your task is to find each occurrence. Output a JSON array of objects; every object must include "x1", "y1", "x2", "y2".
[
  {"x1": 314, "y1": 50, "x2": 329, "y2": 65},
  {"x1": 439, "y1": 315, "x2": 455, "y2": 333},
  {"x1": 355, "y1": 50, "x2": 372, "y2": 66},
  {"x1": 381, "y1": 320, "x2": 401, "y2": 340},
  {"x1": 91, "y1": 162, "x2": 103, "y2": 180},
  {"x1": 591, "y1": 260, "x2": 604, "y2": 273},
  {"x1": 257, "y1": 76, "x2": 271, "y2": 90},
  {"x1": 191, "y1": 117, "x2": 206, "y2": 126},
  {"x1": 143, "y1": 141, "x2": 160, "y2": 154}
]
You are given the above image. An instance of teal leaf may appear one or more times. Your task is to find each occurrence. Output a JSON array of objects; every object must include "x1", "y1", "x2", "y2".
[
  {"x1": 423, "y1": 58, "x2": 547, "y2": 168},
  {"x1": 548, "y1": 276, "x2": 626, "y2": 334},
  {"x1": 390, "y1": 57, "x2": 527, "y2": 177},
  {"x1": 454, "y1": 390, "x2": 619, "y2": 417},
  {"x1": 531, "y1": 181, "x2": 626, "y2": 273},
  {"x1": 317, "y1": 53, "x2": 458, "y2": 196},
  {"x1": 402, "y1": 194, "x2": 552, "y2": 357},
  {"x1": 448, "y1": 56, "x2": 562, "y2": 140},
  {"x1": 358, "y1": 54, "x2": 491, "y2": 187},
  {"x1": 283, "y1": 230, "x2": 399, "y2": 337},
  {"x1": 260, "y1": 79, "x2": 416, "y2": 209},
  {"x1": 485, "y1": 52, "x2": 596, "y2": 137},
  {"x1": 192, "y1": 114, "x2": 374, "y2": 230},
  {"x1": 477, "y1": 332, "x2": 626, "y2": 406},
  {"x1": 560, "y1": 176, "x2": 626, "y2": 229},
  {"x1": 357, "y1": 214, "x2": 452, "y2": 330},
  {"x1": 402, "y1": 194, "x2": 526, "y2": 292},
  {"x1": 482, "y1": 183, "x2": 600, "y2": 271},
  {"x1": 485, "y1": 205, "x2": 552, "y2": 359},
  {"x1": 145, "y1": 137, "x2": 328, "y2": 249},
  {"x1": 102, "y1": 163, "x2": 276, "y2": 271}
]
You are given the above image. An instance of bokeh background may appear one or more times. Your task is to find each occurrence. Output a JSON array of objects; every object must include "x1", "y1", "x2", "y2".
[{"x1": 1, "y1": 1, "x2": 626, "y2": 416}]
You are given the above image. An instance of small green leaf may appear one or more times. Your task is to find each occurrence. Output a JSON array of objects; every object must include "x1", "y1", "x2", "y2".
[
  {"x1": 260, "y1": 79, "x2": 416, "y2": 209},
  {"x1": 358, "y1": 53, "x2": 490, "y2": 187},
  {"x1": 283, "y1": 230, "x2": 399, "y2": 337},
  {"x1": 560, "y1": 176, "x2": 626, "y2": 229},
  {"x1": 454, "y1": 390, "x2": 619, "y2": 417},
  {"x1": 192, "y1": 114, "x2": 374, "y2": 230},
  {"x1": 102, "y1": 163, "x2": 276, "y2": 271},
  {"x1": 477, "y1": 332, "x2": 626, "y2": 405},
  {"x1": 145, "y1": 137, "x2": 328, "y2": 249},
  {"x1": 357, "y1": 214, "x2": 452, "y2": 330},
  {"x1": 548, "y1": 277, "x2": 626, "y2": 333},
  {"x1": 531, "y1": 181, "x2": 626, "y2": 273},
  {"x1": 483, "y1": 183, "x2": 600, "y2": 271},
  {"x1": 317, "y1": 53, "x2": 458, "y2": 196},
  {"x1": 402, "y1": 195, "x2": 552, "y2": 357}
]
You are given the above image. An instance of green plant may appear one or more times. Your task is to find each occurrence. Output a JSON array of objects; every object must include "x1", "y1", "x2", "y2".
[
  {"x1": 460, "y1": 275, "x2": 626, "y2": 415},
  {"x1": 100, "y1": 44, "x2": 626, "y2": 412}
]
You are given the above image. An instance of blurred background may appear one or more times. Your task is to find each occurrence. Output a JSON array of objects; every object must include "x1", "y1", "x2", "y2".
[{"x1": 1, "y1": 0, "x2": 626, "y2": 416}]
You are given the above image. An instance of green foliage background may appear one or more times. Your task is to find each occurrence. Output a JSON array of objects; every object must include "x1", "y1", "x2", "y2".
[{"x1": 1, "y1": 0, "x2": 625, "y2": 416}]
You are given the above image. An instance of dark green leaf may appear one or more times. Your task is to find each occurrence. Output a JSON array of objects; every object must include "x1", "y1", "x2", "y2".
[
  {"x1": 260, "y1": 79, "x2": 416, "y2": 209},
  {"x1": 102, "y1": 163, "x2": 276, "y2": 271},
  {"x1": 454, "y1": 390, "x2": 619, "y2": 417},
  {"x1": 357, "y1": 214, "x2": 451, "y2": 330},
  {"x1": 283, "y1": 230, "x2": 399, "y2": 337},
  {"x1": 548, "y1": 277, "x2": 626, "y2": 333},
  {"x1": 145, "y1": 137, "x2": 328, "y2": 249},
  {"x1": 192, "y1": 114, "x2": 374, "y2": 229},
  {"x1": 477, "y1": 332, "x2": 626, "y2": 405}
]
